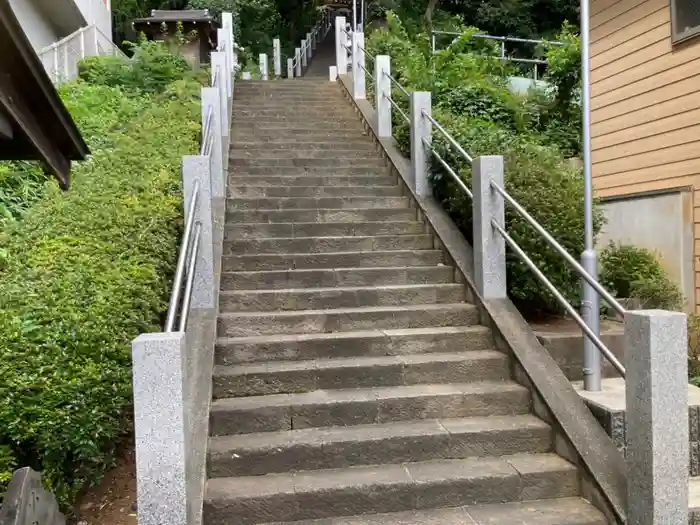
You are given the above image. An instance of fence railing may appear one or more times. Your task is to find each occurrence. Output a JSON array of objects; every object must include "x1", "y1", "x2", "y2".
[
  {"x1": 37, "y1": 24, "x2": 124, "y2": 85},
  {"x1": 281, "y1": 9, "x2": 333, "y2": 78},
  {"x1": 335, "y1": 17, "x2": 689, "y2": 523},
  {"x1": 431, "y1": 30, "x2": 563, "y2": 79},
  {"x1": 130, "y1": 11, "x2": 236, "y2": 525}
]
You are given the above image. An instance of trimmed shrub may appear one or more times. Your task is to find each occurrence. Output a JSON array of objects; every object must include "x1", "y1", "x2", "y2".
[
  {"x1": 0, "y1": 46, "x2": 200, "y2": 504},
  {"x1": 599, "y1": 243, "x2": 684, "y2": 311}
]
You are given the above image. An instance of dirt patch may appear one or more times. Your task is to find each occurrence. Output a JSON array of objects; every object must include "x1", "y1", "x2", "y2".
[{"x1": 73, "y1": 440, "x2": 137, "y2": 525}]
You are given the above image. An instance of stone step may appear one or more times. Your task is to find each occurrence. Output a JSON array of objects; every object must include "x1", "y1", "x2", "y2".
[
  {"x1": 221, "y1": 266, "x2": 452, "y2": 290},
  {"x1": 213, "y1": 350, "x2": 510, "y2": 398},
  {"x1": 208, "y1": 414, "x2": 552, "y2": 477},
  {"x1": 229, "y1": 186, "x2": 402, "y2": 198},
  {"x1": 231, "y1": 158, "x2": 387, "y2": 168},
  {"x1": 230, "y1": 166, "x2": 392, "y2": 176},
  {"x1": 227, "y1": 197, "x2": 406, "y2": 211},
  {"x1": 218, "y1": 283, "x2": 465, "y2": 312},
  {"x1": 232, "y1": 141, "x2": 377, "y2": 151},
  {"x1": 216, "y1": 325, "x2": 493, "y2": 365},
  {"x1": 233, "y1": 109, "x2": 357, "y2": 118},
  {"x1": 232, "y1": 120, "x2": 365, "y2": 130},
  {"x1": 223, "y1": 234, "x2": 433, "y2": 255},
  {"x1": 256, "y1": 498, "x2": 607, "y2": 525},
  {"x1": 232, "y1": 131, "x2": 371, "y2": 142},
  {"x1": 209, "y1": 381, "x2": 532, "y2": 435},
  {"x1": 224, "y1": 221, "x2": 425, "y2": 240},
  {"x1": 231, "y1": 150, "x2": 383, "y2": 161},
  {"x1": 226, "y1": 175, "x2": 396, "y2": 187},
  {"x1": 203, "y1": 454, "x2": 578, "y2": 524},
  {"x1": 222, "y1": 249, "x2": 443, "y2": 272},
  {"x1": 226, "y1": 208, "x2": 415, "y2": 224}
]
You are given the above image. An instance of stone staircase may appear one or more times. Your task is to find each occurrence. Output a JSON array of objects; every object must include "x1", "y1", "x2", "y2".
[{"x1": 203, "y1": 79, "x2": 608, "y2": 525}]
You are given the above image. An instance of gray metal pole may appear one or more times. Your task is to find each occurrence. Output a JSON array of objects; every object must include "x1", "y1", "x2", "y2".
[{"x1": 581, "y1": 0, "x2": 601, "y2": 392}]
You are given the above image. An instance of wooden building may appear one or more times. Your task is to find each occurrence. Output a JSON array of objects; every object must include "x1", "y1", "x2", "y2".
[{"x1": 590, "y1": 0, "x2": 700, "y2": 311}]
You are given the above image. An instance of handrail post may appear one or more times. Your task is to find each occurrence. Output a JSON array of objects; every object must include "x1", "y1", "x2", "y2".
[
  {"x1": 222, "y1": 12, "x2": 234, "y2": 72},
  {"x1": 295, "y1": 47, "x2": 302, "y2": 77},
  {"x1": 335, "y1": 16, "x2": 347, "y2": 75},
  {"x1": 287, "y1": 58, "x2": 294, "y2": 78},
  {"x1": 351, "y1": 31, "x2": 365, "y2": 99},
  {"x1": 211, "y1": 52, "x2": 229, "y2": 162},
  {"x1": 259, "y1": 53, "x2": 269, "y2": 81},
  {"x1": 273, "y1": 38, "x2": 281, "y2": 77},
  {"x1": 409, "y1": 92, "x2": 431, "y2": 197},
  {"x1": 625, "y1": 310, "x2": 688, "y2": 524},
  {"x1": 472, "y1": 156, "x2": 507, "y2": 299},
  {"x1": 306, "y1": 33, "x2": 312, "y2": 58},
  {"x1": 301, "y1": 41, "x2": 308, "y2": 69},
  {"x1": 217, "y1": 29, "x2": 232, "y2": 101},
  {"x1": 201, "y1": 87, "x2": 223, "y2": 198},
  {"x1": 182, "y1": 156, "x2": 214, "y2": 310},
  {"x1": 375, "y1": 55, "x2": 392, "y2": 138}
]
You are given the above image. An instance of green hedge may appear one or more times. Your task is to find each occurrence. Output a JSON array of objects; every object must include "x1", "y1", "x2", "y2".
[
  {"x1": 0, "y1": 68, "x2": 199, "y2": 504},
  {"x1": 366, "y1": 15, "x2": 601, "y2": 314}
]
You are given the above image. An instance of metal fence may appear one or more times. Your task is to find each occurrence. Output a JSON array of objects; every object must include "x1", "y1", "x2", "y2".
[{"x1": 37, "y1": 25, "x2": 124, "y2": 85}]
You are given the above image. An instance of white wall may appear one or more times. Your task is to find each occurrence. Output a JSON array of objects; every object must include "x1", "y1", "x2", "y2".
[
  {"x1": 74, "y1": 0, "x2": 112, "y2": 41},
  {"x1": 8, "y1": 0, "x2": 61, "y2": 51}
]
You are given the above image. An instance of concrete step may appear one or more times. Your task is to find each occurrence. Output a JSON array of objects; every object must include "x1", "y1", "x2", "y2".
[
  {"x1": 227, "y1": 197, "x2": 406, "y2": 211},
  {"x1": 232, "y1": 141, "x2": 376, "y2": 151},
  {"x1": 218, "y1": 283, "x2": 465, "y2": 312},
  {"x1": 229, "y1": 186, "x2": 402, "y2": 198},
  {"x1": 226, "y1": 175, "x2": 396, "y2": 187},
  {"x1": 233, "y1": 109, "x2": 357, "y2": 118},
  {"x1": 221, "y1": 266, "x2": 452, "y2": 290},
  {"x1": 222, "y1": 250, "x2": 443, "y2": 272},
  {"x1": 224, "y1": 221, "x2": 425, "y2": 240},
  {"x1": 232, "y1": 131, "x2": 372, "y2": 142},
  {"x1": 209, "y1": 381, "x2": 532, "y2": 435},
  {"x1": 231, "y1": 150, "x2": 384, "y2": 161},
  {"x1": 216, "y1": 325, "x2": 493, "y2": 365},
  {"x1": 256, "y1": 498, "x2": 607, "y2": 525},
  {"x1": 208, "y1": 414, "x2": 551, "y2": 477},
  {"x1": 223, "y1": 235, "x2": 433, "y2": 255},
  {"x1": 230, "y1": 166, "x2": 391, "y2": 176},
  {"x1": 217, "y1": 303, "x2": 479, "y2": 338},
  {"x1": 203, "y1": 454, "x2": 578, "y2": 524},
  {"x1": 226, "y1": 208, "x2": 416, "y2": 224},
  {"x1": 231, "y1": 158, "x2": 387, "y2": 169},
  {"x1": 232, "y1": 120, "x2": 365, "y2": 130},
  {"x1": 213, "y1": 350, "x2": 510, "y2": 397}
]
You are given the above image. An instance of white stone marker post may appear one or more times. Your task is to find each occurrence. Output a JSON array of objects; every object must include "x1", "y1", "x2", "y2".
[
  {"x1": 472, "y1": 156, "x2": 507, "y2": 300},
  {"x1": 273, "y1": 38, "x2": 281, "y2": 77},
  {"x1": 301, "y1": 40, "x2": 308, "y2": 69},
  {"x1": 335, "y1": 16, "x2": 347, "y2": 75},
  {"x1": 259, "y1": 53, "x2": 269, "y2": 81},
  {"x1": 375, "y1": 55, "x2": 392, "y2": 138},
  {"x1": 306, "y1": 32, "x2": 313, "y2": 58},
  {"x1": 295, "y1": 48, "x2": 302, "y2": 77},
  {"x1": 351, "y1": 31, "x2": 365, "y2": 100},
  {"x1": 625, "y1": 310, "x2": 688, "y2": 525},
  {"x1": 409, "y1": 91, "x2": 431, "y2": 198},
  {"x1": 288, "y1": 58, "x2": 294, "y2": 78}
]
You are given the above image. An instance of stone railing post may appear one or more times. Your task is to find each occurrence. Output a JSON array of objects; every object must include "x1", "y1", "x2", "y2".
[
  {"x1": 335, "y1": 16, "x2": 347, "y2": 75},
  {"x1": 375, "y1": 55, "x2": 391, "y2": 138},
  {"x1": 210, "y1": 52, "x2": 229, "y2": 164},
  {"x1": 182, "y1": 156, "x2": 214, "y2": 310},
  {"x1": 295, "y1": 47, "x2": 302, "y2": 77},
  {"x1": 625, "y1": 310, "x2": 688, "y2": 525},
  {"x1": 301, "y1": 40, "x2": 308, "y2": 69},
  {"x1": 221, "y1": 12, "x2": 234, "y2": 73},
  {"x1": 472, "y1": 156, "x2": 507, "y2": 299},
  {"x1": 259, "y1": 53, "x2": 269, "y2": 81},
  {"x1": 307, "y1": 31, "x2": 314, "y2": 54},
  {"x1": 409, "y1": 91, "x2": 431, "y2": 197},
  {"x1": 217, "y1": 28, "x2": 232, "y2": 100},
  {"x1": 352, "y1": 31, "x2": 365, "y2": 99},
  {"x1": 201, "y1": 87, "x2": 223, "y2": 199},
  {"x1": 273, "y1": 38, "x2": 281, "y2": 77},
  {"x1": 287, "y1": 58, "x2": 294, "y2": 78},
  {"x1": 132, "y1": 331, "x2": 188, "y2": 525}
]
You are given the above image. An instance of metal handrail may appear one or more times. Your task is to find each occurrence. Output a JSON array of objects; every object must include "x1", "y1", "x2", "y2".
[
  {"x1": 421, "y1": 111, "x2": 473, "y2": 164},
  {"x1": 384, "y1": 71, "x2": 410, "y2": 98},
  {"x1": 422, "y1": 138, "x2": 472, "y2": 198},
  {"x1": 491, "y1": 219, "x2": 626, "y2": 377},
  {"x1": 357, "y1": 44, "x2": 375, "y2": 62},
  {"x1": 384, "y1": 93, "x2": 410, "y2": 124},
  {"x1": 212, "y1": 65, "x2": 221, "y2": 88},
  {"x1": 200, "y1": 107, "x2": 214, "y2": 156},
  {"x1": 165, "y1": 179, "x2": 201, "y2": 332},
  {"x1": 489, "y1": 181, "x2": 626, "y2": 316},
  {"x1": 432, "y1": 30, "x2": 564, "y2": 47},
  {"x1": 358, "y1": 61, "x2": 374, "y2": 81},
  {"x1": 179, "y1": 222, "x2": 202, "y2": 332}
]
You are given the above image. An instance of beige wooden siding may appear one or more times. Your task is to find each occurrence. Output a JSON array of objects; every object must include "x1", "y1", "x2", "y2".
[{"x1": 590, "y1": 0, "x2": 700, "y2": 312}]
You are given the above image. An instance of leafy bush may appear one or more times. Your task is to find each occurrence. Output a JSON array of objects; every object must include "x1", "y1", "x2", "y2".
[
  {"x1": 79, "y1": 39, "x2": 191, "y2": 93},
  {"x1": 599, "y1": 243, "x2": 684, "y2": 311},
  {"x1": 0, "y1": 162, "x2": 48, "y2": 225},
  {"x1": 0, "y1": 48, "x2": 199, "y2": 504},
  {"x1": 366, "y1": 15, "x2": 600, "y2": 313}
]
